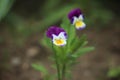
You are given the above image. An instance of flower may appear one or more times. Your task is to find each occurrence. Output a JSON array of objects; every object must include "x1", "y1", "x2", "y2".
[
  {"x1": 46, "y1": 26, "x2": 67, "y2": 46},
  {"x1": 68, "y1": 8, "x2": 86, "y2": 30}
]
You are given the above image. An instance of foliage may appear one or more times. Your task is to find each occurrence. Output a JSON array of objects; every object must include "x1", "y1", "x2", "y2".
[
  {"x1": 39, "y1": 17, "x2": 94, "y2": 80},
  {"x1": 32, "y1": 63, "x2": 55, "y2": 80},
  {"x1": 0, "y1": 0, "x2": 14, "y2": 21},
  {"x1": 108, "y1": 67, "x2": 120, "y2": 78},
  {"x1": 32, "y1": 63, "x2": 48, "y2": 76},
  {"x1": 0, "y1": 0, "x2": 114, "y2": 46}
]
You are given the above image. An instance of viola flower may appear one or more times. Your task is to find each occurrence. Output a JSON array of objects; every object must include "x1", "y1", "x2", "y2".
[
  {"x1": 46, "y1": 26, "x2": 67, "y2": 46},
  {"x1": 68, "y1": 8, "x2": 86, "y2": 30}
]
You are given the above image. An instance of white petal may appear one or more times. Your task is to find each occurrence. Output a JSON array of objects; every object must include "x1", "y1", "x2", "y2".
[
  {"x1": 52, "y1": 32, "x2": 67, "y2": 46},
  {"x1": 52, "y1": 34, "x2": 58, "y2": 39},
  {"x1": 73, "y1": 16, "x2": 79, "y2": 25},
  {"x1": 78, "y1": 14, "x2": 84, "y2": 20},
  {"x1": 58, "y1": 32, "x2": 66, "y2": 40},
  {"x1": 52, "y1": 34, "x2": 58, "y2": 42}
]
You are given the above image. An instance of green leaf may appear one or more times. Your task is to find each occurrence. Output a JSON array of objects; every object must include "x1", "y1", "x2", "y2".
[
  {"x1": 52, "y1": 45, "x2": 65, "y2": 59},
  {"x1": 0, "y1": 0, "x2": 15, "y2": 21},
  {"x1": 67, "y1": 47, "x2": 94, "y2": 65},
  {"x1": 108, "y1": 67, "x2": 120, "y2": 77},
  {"x1": 73, "y1": 47, "x2": 95, "y2": 57},
  {"x1": 71, "y1": 34, "x2": 87, "y2": 53},
  {"x1": 61, "y1": 17, "x2": 71, "y2": 33},
  {"x1": 31, "y1": 63, "x2": 48, "y2": 75},
  {"x1": 67, "y1": 25, "x2": 76, "y2": 47},
  {"x1": 61, "y1": 17, "x2": 76, "y2": 54},
  {"x1": 61, "y1": 17, "x2": 76, "y2": 38},
  {"x1": 41, "y1": 35, "x2": 52, "y2": 50}
]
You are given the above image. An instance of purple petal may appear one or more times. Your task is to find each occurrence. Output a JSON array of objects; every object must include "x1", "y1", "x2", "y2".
[
  {"x1": 68, "y1": 8, "x2": 82, "y2": 23},
  {"x1": 46, "y1": 26, "x2": 67, "y2": 39}
]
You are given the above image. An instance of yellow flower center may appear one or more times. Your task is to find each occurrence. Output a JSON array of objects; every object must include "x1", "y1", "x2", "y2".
[
  {"x1": 75, "y1": 21, "x2": 84, "y2": 28},
  {"x1": 55, "y1": 39, "x2": 64, "y2": 45}
]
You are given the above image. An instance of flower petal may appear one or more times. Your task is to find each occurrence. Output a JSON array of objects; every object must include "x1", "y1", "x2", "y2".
[
  {"x1": 78, "y1": 14, "x2": 84, "y2": 21},
  {"x1": 58, "y1": 32, "x2": 67, "y2": 40},
  {"x1": 75, "y1": 21, "x2": 86, "y2": 30},
  {"x1": 68, "y1": 8, "x2": 82, "y2": 23},
  {"x1": 53, "y1": 38, "x2": 67, "y2": 46},
  {"x1": 46, "y1": 26, "x2": 66, "y2": 39},
  {"x1": 46, "y1": 26, "x2": 67, "y2": 46}
]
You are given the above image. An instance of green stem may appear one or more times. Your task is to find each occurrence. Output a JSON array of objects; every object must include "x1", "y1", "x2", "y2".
[
  {"x1": 52, "y1": 45, "x2": 61, "y2": 80},
  {"x1": 62, "y1": 63, "x2": 66, "y2": 80},
  {"x1": 55, "y1": 52, "x2": 61, "y2": 80},
  {"x1": 61, "y1": 45, "x2": 67, "y2": 80}
]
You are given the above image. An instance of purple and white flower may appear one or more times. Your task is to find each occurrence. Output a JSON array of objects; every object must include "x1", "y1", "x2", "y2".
[
  {"x1": 46, "y1": 26, "x2": 67, "y2": 46},
  {"x1": 68, "y1": 8, "x2": 86, "y2": 30}
]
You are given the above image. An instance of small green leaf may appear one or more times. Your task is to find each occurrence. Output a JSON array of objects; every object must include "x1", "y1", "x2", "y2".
[
  {"x1": 0, "y1": 0, "x2": 15, "y2": 21},
  {"x1": 67, "y1": 25, "x2": 76, "y2": 46},
  {"x1": 67, "y1": 47, "x2": 94, "y2": 66},
  {"x1": 108, "y1": 67, "x2": 120, "y2": 77},
  {"x1": 73, "y1": 47, "x2": 95, "y2": 57},
  {"x1": 41, "y1": 34, "x2": 52, "y2": 50},
  {"x1": 71, "y1": 34, "x2": 87, "y2": 53},
  {"x1": 61, "y1": 17, "x2": 70, "y2": 34},
  {"x1": 52, "y1": 45, "x2": 66, "y2": 62},
  {"x1": 32, "y1": 63, "x2": 48, "y2": 75}
]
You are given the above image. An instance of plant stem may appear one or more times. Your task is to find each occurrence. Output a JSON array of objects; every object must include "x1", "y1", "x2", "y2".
[
  {"x1": 62, "y1": 63, "x2": 66, "y2": 80},
  {"x1": 55, "y1": 53, "x2": 61, "y2": 80},
  {"x1": 52, "y1": 45, "x2": 61, "y2": 80}
]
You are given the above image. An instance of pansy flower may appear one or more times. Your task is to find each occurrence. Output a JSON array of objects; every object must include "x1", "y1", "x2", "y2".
[
  {"x1": 68, "y1": 8, "x2": 86, "y2": 30},
  {"x1": 46, "y1": 26, "x2": 67, "y2": 46}
]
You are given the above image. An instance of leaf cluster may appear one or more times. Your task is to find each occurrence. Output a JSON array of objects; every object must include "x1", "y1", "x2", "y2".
[{"x1": 40, "y1": 17, "x2": 94, "y2": 80}]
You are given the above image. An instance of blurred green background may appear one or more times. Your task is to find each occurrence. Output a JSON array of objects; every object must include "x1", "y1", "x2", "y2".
[
  {"x1": 0, "y1": 0, "x2": 119, "y2": 45},
  {"x1": 0, "y1": 0, "x2": 120, "y2": 80}
]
